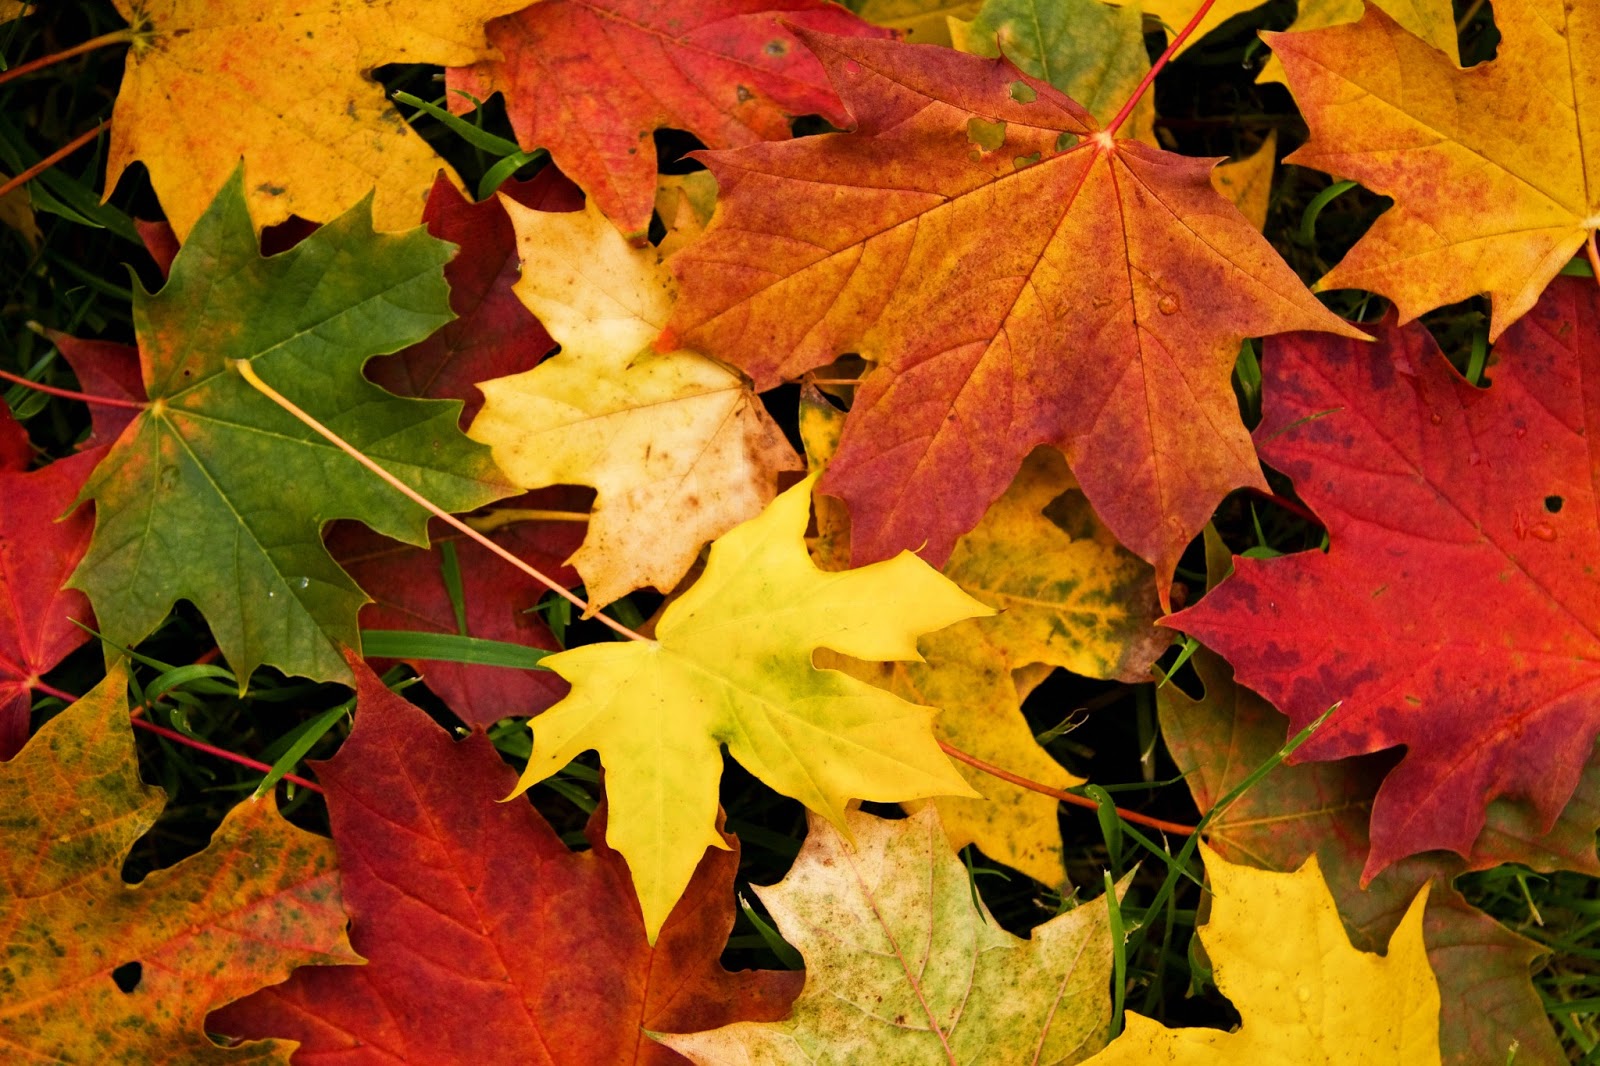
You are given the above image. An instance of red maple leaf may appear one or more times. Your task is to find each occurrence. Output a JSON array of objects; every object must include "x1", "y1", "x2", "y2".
[
  {"x1": 446, "y1": 0, "x2": 891, "y2": 236},
  {"x1": 211, "y1": 658, "x2": 801, "y2": 1064},
  {"x1": 365, "y1": 169, "x2": 582, "y2": 427},
  {"x1": 0, "y1": 416, "x2": 101, "y2": 758},
  {"x1": 1169, "y1": 278, "x2": 1600, "y2": 878}
]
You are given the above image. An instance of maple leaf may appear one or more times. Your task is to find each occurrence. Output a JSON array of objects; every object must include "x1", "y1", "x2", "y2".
[
  {"x1": 516, "y1": 473, "x2": 989, "y2": 939},
  {"x1": 664, "y1": 32, "x2": 1360, "y2": 597},
  {"x1": 0, "y1": 431, "x2": 99, "y2": 759},
  {"x1": 951, "y1": 0, "x2": 1155, "y2": 141},
  {"x1": 656, "y1": 806, "x2": 1120, "y2": 1063},
  {"x1": 1270, "y1": 0, "x2": 1600, "y2": 337},
  {"x1": 445, "y1": 0, "x2": 892, "y2": 237},
  {"x1": 1168, "y1": 278, "x2": 1600, "y2": 877},
  {"x1": 0, "y1": 664, "x2": 356, "y2": 1060},
  {"x1": 105, "y1": 0, "x2": 527, "y2": 238},
  {"x1": 326, "y1": 492, "x2": 587, "y2": 730},
  {"x1": 469, "y1": 196, "x2": 801, "y2": 607},
  {"x1": 1158, "y1": 646, "x2": 1573, "y2": 1065},
  {"x1": 817, "y1": 443, "x2": 1165, "y2": 884},
  {"x1": 69, "y1": 170, "x2": 514, "y2": 686},
  {"x1": 1083, "y1": 845, "x2": 1441, "y2": 1064},
  {"x1": 211, "y1": 658, "x2": 800, "y2": 1065},
  {"x1": 364, "y1": 170, "x2": 583, "y2": 428},
  {"x1": 1256, "y1": 0, "x2": 1457, "y2": 84},
  {"x1": 1210, "y1": 132, "x2": 1277, "y2": 232}
]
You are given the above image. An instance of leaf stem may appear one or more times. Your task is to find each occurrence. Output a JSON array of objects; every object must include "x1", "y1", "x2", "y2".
[
  {"x1": 0, "y1": 366, "x2": 145, "y2": 409},
  {"x1": 937, "y1": 740, "x2": 1199, "y2": 835},
  {"x1": 462, "y1": 507, "x2": 590, "y2": 533},
  {"x1": 28, "y1": 677, "x2": 323, "y2": 792},
  {"x1": 129, "y1": 717, "x2": 325, "y2": 793},
  {"x1": 1104, "y1": 0, "x2": 1220, "y2": 138},
  {"x1": 0, "y1": 29, "x2": 133, "y2": 88},
  {"x1": 0, "y1": 118, "x2": 112, "y2": 200},
  {"x1": 233, "y1": 360, "x2": 649, "y2": 643},
  {"x1": 1586, "y1": 229, "x2": 1599, "y2": 288}
]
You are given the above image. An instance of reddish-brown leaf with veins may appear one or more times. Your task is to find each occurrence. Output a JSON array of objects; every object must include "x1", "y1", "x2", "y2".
[
  {"x1": 664, "y1": 32, "x2": 1360, "y2": 595},
  {"x1": 445, "y1": 0, "x2": 891, "y2": 237},
  {"x1": 1169, "y1": 278, "x2": 1600, "y2": 878},
  {"x1": 1159, "y1": 649, "x2": 1573, "y2": 1066},
  {"x1": 365, "y1": 169, "x2": 583, "y2": 427},
  {"x1": 0, "y1": 419, "x2": 100, "y2": 759},
  {"x1": 327, "y1": 488, "x2": 590, "y2": 729},
  {"x1": 211, "y1": 657, "x2": 801, "y2": 1064}
]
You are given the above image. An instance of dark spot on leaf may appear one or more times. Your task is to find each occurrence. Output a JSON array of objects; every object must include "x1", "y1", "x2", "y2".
[
  {"x1": 1545, "y1": 495, "x2": 1564, "y2": 513},
  {"x1": 736, "y1": 86, "x2": 753, "y2": 103},
  {"x1": 112, "y1": 961, "x2": 142, "y2": 993},
  {"x1": 256, "y1": 182, "x2": 287, "y2": 197},
  {"x1": 764, "y1": 39, "x2": 787, "y2": 56}
]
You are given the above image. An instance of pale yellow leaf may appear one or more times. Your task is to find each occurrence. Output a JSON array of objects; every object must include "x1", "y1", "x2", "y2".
[{"x1": 470, "y1": 197, "x2": 800, "y2": 607}]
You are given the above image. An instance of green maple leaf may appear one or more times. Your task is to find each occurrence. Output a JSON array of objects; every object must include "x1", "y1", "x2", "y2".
[{"x1": 69, "y1": 170, "x2": 513, "y2": 683}]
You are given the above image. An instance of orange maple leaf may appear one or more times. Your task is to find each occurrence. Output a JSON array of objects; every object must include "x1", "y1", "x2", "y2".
[
  {"x1": 664, "y1": 32, "x2": 1361, "y2": 596},
  {"x1": 1271, "y1": 0, "x2": 1600, "y2": 338}
]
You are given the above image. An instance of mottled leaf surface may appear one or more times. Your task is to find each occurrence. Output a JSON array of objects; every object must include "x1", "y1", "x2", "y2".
[
  {"x1": 657, "y1": 807, "x2": 1117, "y2": 1064},
  {"x1": 0, "y1": 666, "x2": 355, "y2": 1062}
]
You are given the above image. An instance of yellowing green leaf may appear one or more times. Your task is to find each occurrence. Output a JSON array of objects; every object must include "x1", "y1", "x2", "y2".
[
  {"x1": 855, "y1": 0, "x2": 985, "y2": 44},
  {"x1": 656, "y1": 806, "x2": 1118, "y2": 1063},
  {"x1": 71, "y1": 171, "x2": 512, "y2": 685},
  {"x1": 951, "y1": 0, "x2": 1154, "y2": 143},
  {"x1": 1210, "y1": 132, "x2": 1277, "y2": 232},
  {"x1": 519, "y1": 474, "x2": 988, "y2": 939},
  {"x1": 470, "y1": 197, "x2": 800, "y2": 608},
  {"x1": 1084, "y1": 846, "x2": 1442, "y2": 1065}
]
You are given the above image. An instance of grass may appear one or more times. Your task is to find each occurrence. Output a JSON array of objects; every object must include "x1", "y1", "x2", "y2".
[{"x1": 3, "y1": 0, "x2": 1598, "y2": 1059}]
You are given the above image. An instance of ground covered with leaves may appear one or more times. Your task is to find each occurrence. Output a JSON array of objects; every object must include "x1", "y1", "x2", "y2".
[{"x1": 2, "y1": 0, "x2": 1598, "y2": 1061}]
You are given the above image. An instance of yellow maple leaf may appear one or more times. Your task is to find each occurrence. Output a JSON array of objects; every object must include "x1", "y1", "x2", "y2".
[
  {"x1": 517, "y1": 474, "x2": 989, "y2": 939},
  {"x1": 1210, "y1": 132, "x2": 1277, "y2": 232},
  {"x1": 1085, "y1": 846, "x2": 1442, "y2": 1065},
  {"x1": 469, "y1": 197, "x2": 801, "y2": 608},
  {"x1": 106, "y1": 0, "x2": 525, "y2": 237},
  {"x1": 806, "y1": 400, "x2": 1163, "y2": 884},
  {"x1": 1273, "y1": 0, "x2": 1600, "y2": 336}
]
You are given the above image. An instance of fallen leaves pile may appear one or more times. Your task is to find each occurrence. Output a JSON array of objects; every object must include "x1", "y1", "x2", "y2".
[{"x1": 1, "y1": 0, "x2": 1596, "y2": 1060}]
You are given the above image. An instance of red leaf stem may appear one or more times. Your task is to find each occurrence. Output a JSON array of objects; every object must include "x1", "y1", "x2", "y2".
[
  {"x1": 938, "y1": 739, "x2": 1198, "y2": 835},
  {"x1": 0, "y1": 366, "x2": 146, "y2": 409}
]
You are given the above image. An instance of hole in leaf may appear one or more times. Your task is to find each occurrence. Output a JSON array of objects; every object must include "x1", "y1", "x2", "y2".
[
  {"x1": 111, "y1": 961, "x2": 142, "y2": 993},
  {"x1": 1545, "y1": 495, "x2": 1564, "y2": 513},
  {"x1": 966, "y1": 117, "x2": 1007, "y2": 153}
]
